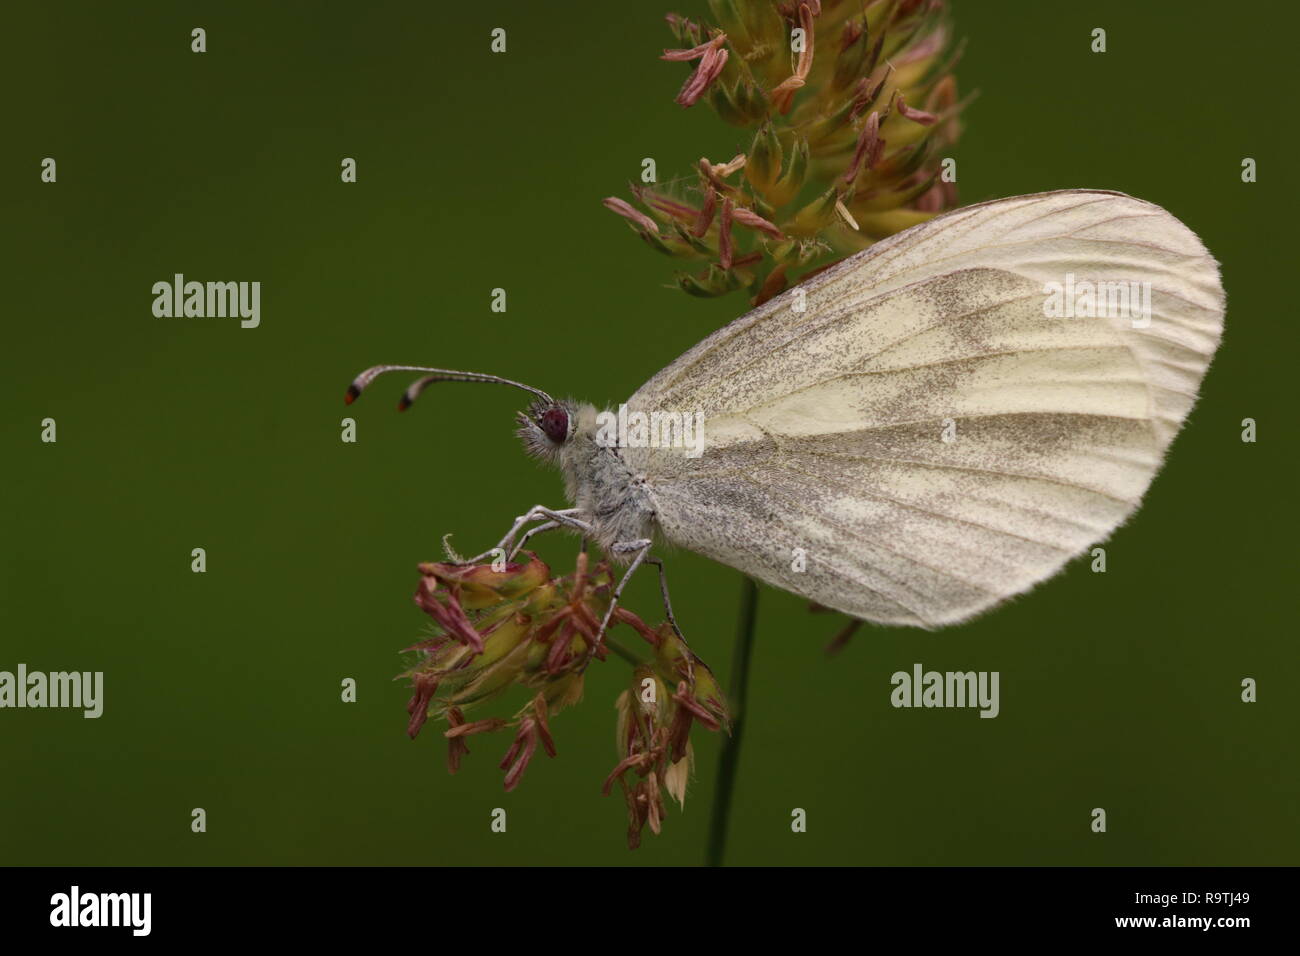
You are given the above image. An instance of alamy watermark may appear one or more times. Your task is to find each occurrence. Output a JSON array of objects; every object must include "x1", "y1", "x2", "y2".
[
  {"x1": 890, "y1": 663, "x2": 999, "y2": 718},
  {"x1": 152, "y1": 274, "x2": 260, "y2": 328},
  {"x1": 595, "y1": 404, "x2": 705, "y2": 459},
  {"x1": 0, "y1": 664, "x2": 103, "y2": 718},
  {"x1": 1042, "y1": 273, "x2": 1151, "y2": 328},
  {"x1": 50, "y1": 886, "x2": 150, "y2": 936}
]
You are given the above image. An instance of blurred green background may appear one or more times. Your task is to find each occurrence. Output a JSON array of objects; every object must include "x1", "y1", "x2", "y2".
[{"x1": 2, "y1": 0, "x2": 1295, "y2": 866}]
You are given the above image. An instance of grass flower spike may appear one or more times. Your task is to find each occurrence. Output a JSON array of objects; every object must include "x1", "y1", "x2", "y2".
[
  {"x1": 605, "y1": 0, "x2": 966, "y2": 304},
  {"x1": 399, "y1": 551, "x2": 729, "y2": 844}
]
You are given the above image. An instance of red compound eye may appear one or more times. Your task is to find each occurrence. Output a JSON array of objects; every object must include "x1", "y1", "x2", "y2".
[{"x1": 539, "y1": 406, "x2": 569, "y2": 443}]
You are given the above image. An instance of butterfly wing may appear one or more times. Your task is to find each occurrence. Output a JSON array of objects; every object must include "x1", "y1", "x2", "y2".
[{"x1": 621, "y1": 190, "x2": 1224, "y2": 627}]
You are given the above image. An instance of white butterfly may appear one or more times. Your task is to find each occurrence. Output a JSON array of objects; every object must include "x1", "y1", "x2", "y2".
[{"x1": 348, "y1": 189, "x2": 1224, "y2": 637}]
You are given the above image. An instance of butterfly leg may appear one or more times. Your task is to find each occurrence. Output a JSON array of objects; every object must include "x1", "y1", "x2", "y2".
[
  {"x1": 507, "y1": 520, "x2": 559, "y2": 560},
  {"x1": 585, "y1": 538, "x2": 653, "y2": 666},
  {"x1": 636, "y1": 556, "x2": 680, "y2": 632},
  {"x1": 459, "y1": 506, "x2": 590, "y2": 565},
  {"x1": 630, "y1": 555, "x2": 699, "y2": 681}
]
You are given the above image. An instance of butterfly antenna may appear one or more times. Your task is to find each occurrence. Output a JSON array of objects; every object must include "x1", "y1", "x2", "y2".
[{"x1": 343, "y1": 365, "x2": 554, "y2": 412}]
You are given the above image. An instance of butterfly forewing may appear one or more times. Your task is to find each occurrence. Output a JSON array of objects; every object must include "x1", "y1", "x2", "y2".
[{"x1": 622, "y1": 190, "x2": 1224, "y2": 627}]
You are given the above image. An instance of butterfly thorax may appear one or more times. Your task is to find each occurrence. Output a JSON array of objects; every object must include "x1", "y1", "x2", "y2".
[{"x1": 559, "y1": 405, "x2": 656, "y2": 557}]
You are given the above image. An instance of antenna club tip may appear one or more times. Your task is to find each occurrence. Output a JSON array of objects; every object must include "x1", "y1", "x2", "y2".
[
  {"x1": 397, "y1": 398, "x2": 412, "y2": 412},
  {"x1": 344, "y1": 385, "x2": 360, "y2": 405}
]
